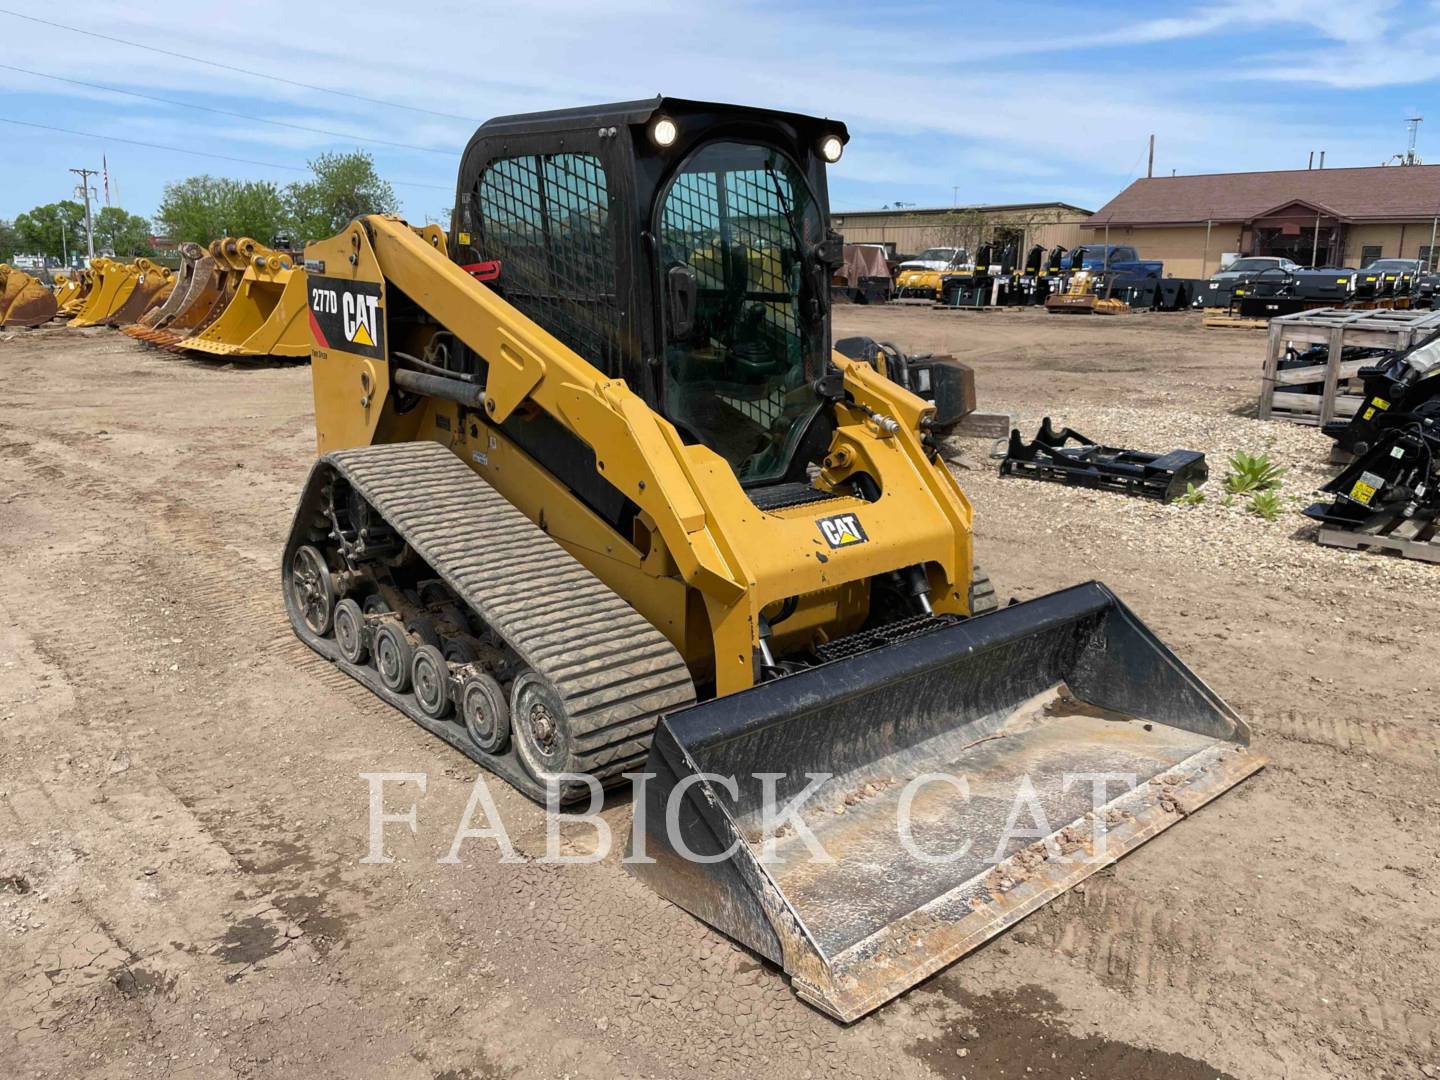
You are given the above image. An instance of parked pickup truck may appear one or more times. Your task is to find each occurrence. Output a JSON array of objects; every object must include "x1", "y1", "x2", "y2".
[{"x1": 1060, "y1": 244, "x2": 1163, "y2": 278}]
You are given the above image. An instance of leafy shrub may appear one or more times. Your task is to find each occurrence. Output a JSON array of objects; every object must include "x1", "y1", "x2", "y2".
[
  {"x1": 1224, "y1": 451, "x2": 1286, "y2": 495},
  {"x1": 1176, "y1": 482, "x2": 1206, "y2": 506},
  {"x1": 1247, "y1": 490, "x2": 1284, "y2": 521}
]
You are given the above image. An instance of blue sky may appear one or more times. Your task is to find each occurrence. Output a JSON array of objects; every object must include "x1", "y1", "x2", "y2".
[{"x1": 2, "y1": 0, "x2": 1438, "y2": 226}]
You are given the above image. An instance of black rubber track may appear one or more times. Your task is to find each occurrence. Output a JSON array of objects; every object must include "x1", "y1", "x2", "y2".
[{"x1": 284, "y1": 441, "x2": 695, "y2": 803}]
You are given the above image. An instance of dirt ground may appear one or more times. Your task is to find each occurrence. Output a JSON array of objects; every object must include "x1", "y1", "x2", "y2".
[{"x1": 1, "y1": 309, "x2": 1436, "y2": 1080}]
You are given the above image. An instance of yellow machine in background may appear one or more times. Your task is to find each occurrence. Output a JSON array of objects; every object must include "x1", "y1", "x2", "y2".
[
  {"x1": 281, "y1": 98, "x2": 1261, "y2": 1022},
  {"x1": 1044, "y1": 268, "x2": 1130, "y2": 315}
]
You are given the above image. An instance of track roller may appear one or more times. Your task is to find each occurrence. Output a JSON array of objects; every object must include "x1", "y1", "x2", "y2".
[
  {"x1": 333, "y1": 598, "x2": 368, "y2": 663},
  {"x1": 411, "y1": 644, "x2": 453, "y2": 719},
  {"x1": 460, "y1": 670, "x2": 510, "y2": 754},
  {"x1": 372, "y1": 622, "x2": 414, "y2": 692}
]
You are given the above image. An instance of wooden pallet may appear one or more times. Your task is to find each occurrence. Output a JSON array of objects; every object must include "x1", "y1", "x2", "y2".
[
  {"x1": 1318, "y1": 515, "x2": 1440, "y2": 564},
  {"x1": 1258, "y1": 307, "x2": 1440, "y2": 426},
  {"x1": 1204, "y1": 312, "x2": 1267, "y2": 330}
]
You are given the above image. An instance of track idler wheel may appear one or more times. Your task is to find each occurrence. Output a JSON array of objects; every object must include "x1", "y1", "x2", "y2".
[
  {"x1": 510, "y1": 671, "x2": 587, "y2": 792},
  {"x1": 289, "y1": 545, "x2": 335, "y2": 635},
  {"x1": 333, "y1": 598, "x2": 368, "y2": 663},
  {"x1": 460, "y1": 670, "x2": 510, "y2": 754},
  {"x1": 411, "y1": 644, "x2": 452, "y2": 719},
  {"x1": 373, "y1": 622, "x2": 414, "y2": 693}
]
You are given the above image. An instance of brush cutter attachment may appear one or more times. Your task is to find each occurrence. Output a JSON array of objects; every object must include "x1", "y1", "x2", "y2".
[
  {"x1": 631, "y1": 583, "x2": 1261, "y2": 1021},
  {"x1": 998, "y1": 418, "x2": 1207, "y2": 502}
]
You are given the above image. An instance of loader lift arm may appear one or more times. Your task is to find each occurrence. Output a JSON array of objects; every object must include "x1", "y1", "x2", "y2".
[{"x1": 311, "y1": 214, "x2": 977, "y2": 695}]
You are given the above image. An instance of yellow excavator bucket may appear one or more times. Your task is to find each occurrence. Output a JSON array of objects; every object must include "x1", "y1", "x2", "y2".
[
  {"x1": 139, "y1": 239, "x2": 232, "y2": 347},
  {"x1": 177, "y1": 243, "x2": 310, "y2": 359},
  {"x1": 69, "y1": 258, "x2": 141, "y2": 327},
  {"x1": 124, "y1": 243, "x2": 203, "y2": 338},
  {"x1": 52, "y1": 271, "x2": 78, "y2": 310},
  {"x1": 0, "y1": 266, "x2": 60, "y2": 328},
  {"x1": 57, "y1": 269, "x2": 93, "y2": 316},
  {"x1": 104, "y1": 258, "x2": 173, "y2": 327},
  {"x1": 160, "y1": 237, "x2": 256, "y2": 352}
]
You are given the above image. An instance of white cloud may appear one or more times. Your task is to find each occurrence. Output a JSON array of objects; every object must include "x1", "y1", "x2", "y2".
[{"x1": 1, "y1": 0, "x2": 1437, "y2": 218}]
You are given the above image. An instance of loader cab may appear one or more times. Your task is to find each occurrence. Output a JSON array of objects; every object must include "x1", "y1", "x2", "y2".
[{"x1": 452, "y1": 97, "x2": 848, "y2": 490}]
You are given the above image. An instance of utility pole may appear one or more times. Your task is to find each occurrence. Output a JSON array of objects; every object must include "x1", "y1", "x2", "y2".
[
  {"x1": 69, "y1": 167, "x2": 98, "y2": 260},
  {"x1": 60, "y1": 217, "x2": 67, "y2": 268},
  {"x1": 1147, "y1": 134, "x2": 1155, "y2": 178}
]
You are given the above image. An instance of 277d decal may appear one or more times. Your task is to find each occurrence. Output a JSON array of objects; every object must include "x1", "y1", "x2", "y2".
[{"x1": 308, "y1": 277, "x2": 385, "y2": 359}]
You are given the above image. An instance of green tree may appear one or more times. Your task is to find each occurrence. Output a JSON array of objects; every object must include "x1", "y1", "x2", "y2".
[
  {"x1": 284, "y1": 151, "x2": 399, "y2": 242},
  {"x1": 13, "y1": 201, "x2": 87, "y2": 261},
  {"x1": 93, "y1": 206, "x2": 156, "y2": 258},
  {"x1": 0, "y1": 218, "x2": 17, "y2": 260},
  {"x1": 155, "y1": 175, "x2": 288, "y2": 245},
  {"x1": 935, "y1": 207, "x2": 987, "y2": 258}
]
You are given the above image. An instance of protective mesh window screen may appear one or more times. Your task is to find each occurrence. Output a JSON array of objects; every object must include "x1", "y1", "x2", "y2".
[
  {"x1": 660, "y1": 166, "x2": 800, "y2": 429},
  {"x1": 474, "y1": 153, "x2": 619, "y2": 372}
]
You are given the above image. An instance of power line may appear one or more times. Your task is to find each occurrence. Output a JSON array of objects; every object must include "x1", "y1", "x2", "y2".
[
  {"x1": 0, "y1": 62, "x2": 457, "y2": 156},
  {"x1": 0, "y1": 8, "x2": 477, "y2": 123},
  {"x1": 0, "y1": 117, "x2": 452, "y2": 191}
]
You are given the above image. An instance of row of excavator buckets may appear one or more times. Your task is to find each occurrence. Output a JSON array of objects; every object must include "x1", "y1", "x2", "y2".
[{"x1": 3, "y1": 237, "x2": 311, "y2": 360}]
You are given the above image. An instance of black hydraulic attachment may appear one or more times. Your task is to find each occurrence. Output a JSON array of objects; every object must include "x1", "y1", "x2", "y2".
[{"x1": 998, "y1": 418, "x2": 1208, "y2": 503}]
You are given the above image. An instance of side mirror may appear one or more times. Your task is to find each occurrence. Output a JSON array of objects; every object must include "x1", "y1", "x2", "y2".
[{"x1": 666, "y1": 264, "x2": 697, "y2": 340}]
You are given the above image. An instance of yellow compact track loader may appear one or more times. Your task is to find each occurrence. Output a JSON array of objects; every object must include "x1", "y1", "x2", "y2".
[
  {"x1": 0, "y1": 265, "x2": 59, "y2": 328},
  {"x1": 283, "y1": 98, "x2": 1262, "y2": 1022},
  {"x1": 178, "y1": 241, "x2": 310, "y2": 359}
]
